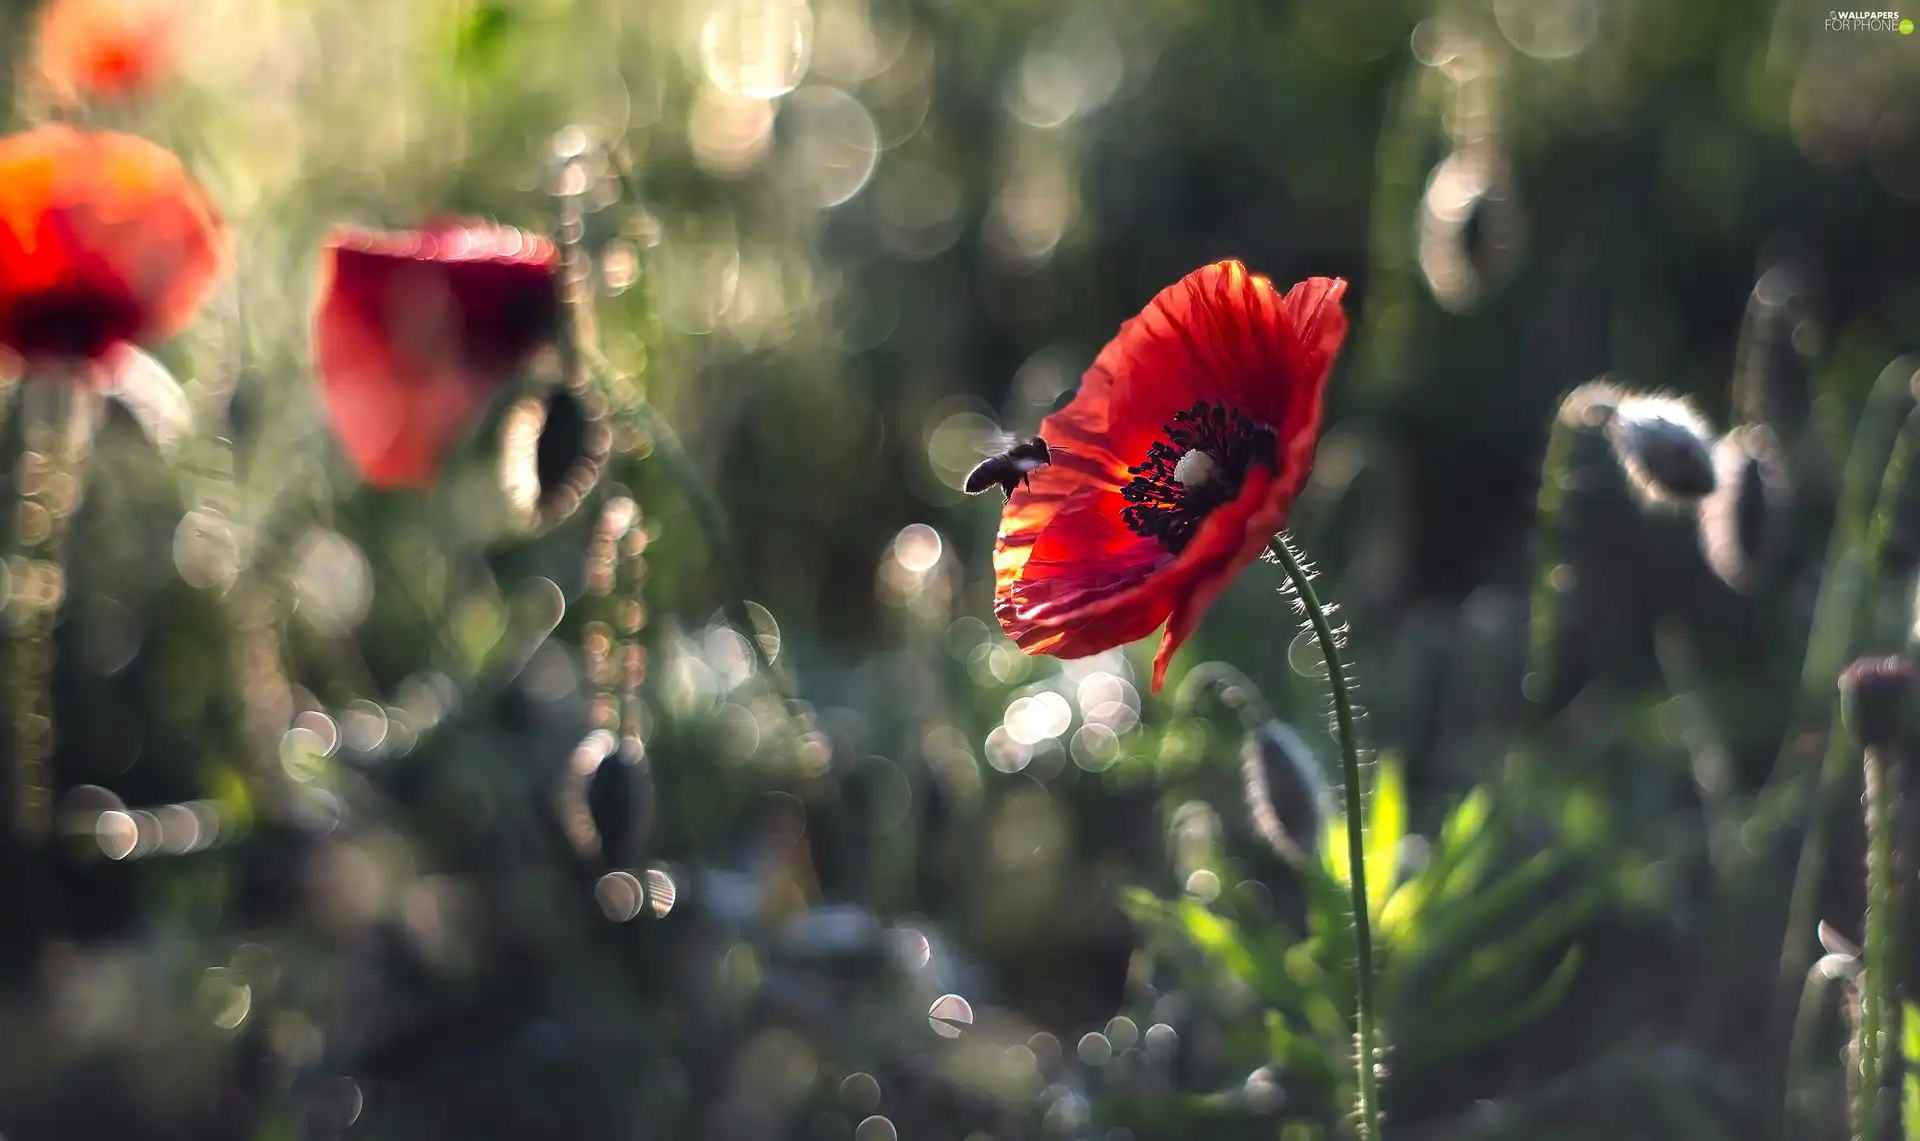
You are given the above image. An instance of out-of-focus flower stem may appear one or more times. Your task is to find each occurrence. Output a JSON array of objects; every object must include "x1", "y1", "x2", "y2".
[
  {"x1": 631, "y1": 404, "x2": 783, "y2": 691},
  {"x1": 5, "y1": 379, "x2": 95, "y2": 843},
  {"x1": 550, "y1": 135, "x2": 779, "y2": 693},
  {"x1": 1776, "y1": 402, "x2": 1920, "y2": 1097},
  {"x1": 1269, "y1": 534, "x2": 1380, "y2": 1141},
  {"x1": 1769, "y1": 369, "x2": 1914, "y2": 788},
  {"x1": 1857, "y1": 742, "x2": 1899, "y2": 1141},
  {"x1": 1520, "y1": 410, "x2": 1582, "y2": 722},
  {"x1": 1350, "y1": 68, "x2": 1434, "y2": 406}
]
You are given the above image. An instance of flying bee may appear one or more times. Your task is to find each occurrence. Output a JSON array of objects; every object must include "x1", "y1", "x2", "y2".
[{"x1": 965, "y1": 435, "x2": 1067, "y2": 498}]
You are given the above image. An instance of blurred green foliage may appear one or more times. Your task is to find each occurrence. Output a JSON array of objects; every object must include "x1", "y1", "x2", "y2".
[{"x1": 1124, "y1": 756, "x2": 1618, "y2": 1131}]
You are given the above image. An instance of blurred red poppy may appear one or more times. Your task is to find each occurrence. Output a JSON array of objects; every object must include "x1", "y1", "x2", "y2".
[
  {"x1": 0, "y1": 125, "x2": 227, "y2": 372},
  {"x1": 34, "y1": 0, "x2": 181, "y2": 105},
  {"x1": 992, "y1": 261, "x2": 1349, "y2": 692},
  {"x1": 314, "y1": 220, "x2": 562, "y2": 489}
]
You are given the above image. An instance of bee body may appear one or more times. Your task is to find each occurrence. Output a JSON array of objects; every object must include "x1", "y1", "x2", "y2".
[{"x1": 965, "y1": 436, "x2": 1058, "y2": 498}]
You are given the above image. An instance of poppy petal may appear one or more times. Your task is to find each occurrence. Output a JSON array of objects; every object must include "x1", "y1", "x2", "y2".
[
  {"x1": 1149, "y1": 465, "x2": 1288, "y2": 692},
  {"x1": 0, "y1": 126, "x2": 226, "y2": 366}
]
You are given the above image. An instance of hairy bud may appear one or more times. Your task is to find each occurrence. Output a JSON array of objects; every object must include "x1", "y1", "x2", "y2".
[
  {"x1": 1698, "y1": 425, "x2": 1790, "y2": 593},
  {"x1": 1838, "y1": 655, "x2": 1916, "y2": 751},
  {"x1": 1241, "y1": 719, "x2": 1334, "y2": 866},
  {"x1": 1604, "y1": 394, "x2": 1717, "y2": 506},
  {"x1": 1555, "y1": 379, "x2": 1625, "y2": 429}
]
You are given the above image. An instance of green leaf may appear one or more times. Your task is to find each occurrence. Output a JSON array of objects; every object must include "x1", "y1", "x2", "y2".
[
  {"x1": 453, "y1": 0, "x2": 518, "y2": 74},
  {"x1": 452, "y1": 592, "x2": 507, "y2": 672},
  {"x1": 1380, "y1": 786, "x2": 1499, "y2": 948},
  {"x1": 1172, "y1": 901, "x2": 1254, "y2": 977},
  {"x1": 1433, "y1": 789, "x2": 1498, "y2": 903},
  {"x1": 1442, "y1": 786, "x2": 1492, "y2": 850},
  {"x1": 1905, "y1": 1004, "x2": 1920, "y2": 1141},
  {"x1": 1265, "y1": 1009, "x2": 1330, "y2": 1081},
  {"x1": 1378, "y1": 848, "x2": 1573, "y2": 1014},
  {"x1": 1321, "y1": 755, "x2": 1406, "y2": 924},
  {"x1": 1378, "y1": 878, "x2": 1422, "y2": 942},
  {"x1": 1417, "y1": 946, "x2": 1587, "y2": 1061},
  {"x1": 1365, "y1": 755, "x2": 1407, "y2": 919}
]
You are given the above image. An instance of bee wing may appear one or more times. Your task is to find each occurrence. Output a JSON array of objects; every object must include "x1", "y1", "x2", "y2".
[{"x1": 971, "y1": 427, "x2": 1022, "y2": 457}]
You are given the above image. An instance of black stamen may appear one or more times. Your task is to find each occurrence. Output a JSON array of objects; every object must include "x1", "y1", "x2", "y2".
[{"x1": 1120, "y1": 400, "x2": 1279, "y2": 553}]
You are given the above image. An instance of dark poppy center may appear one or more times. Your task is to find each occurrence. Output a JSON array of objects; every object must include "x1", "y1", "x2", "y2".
[
  {"x1": 1119, "y1": 400, "x2": 1279, "y2": 554},
  {"x1": 1, "y1": 282, "x2": 145, "y2": 363}
]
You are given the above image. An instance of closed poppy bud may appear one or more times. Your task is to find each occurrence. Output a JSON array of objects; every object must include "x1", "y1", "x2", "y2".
[
  {"x1": 1839, "y1": 655, "x2": 1915, "y2": 751},
  {"x1": 499, "y1": 384, "x2": 611, "y2": 531},
  {"x1": 0, "y1": 125, "x2": 226, "y2": 372},
  {"x1": 587, "y1": 735, "x2": 653, "y2": 869},
  {"x1": 1241, "y1": 719, "x2": 1332, "y2": 866},
  {"x1": 1604, "y1": 394, "x2": 1717, "y2": 506},
  {"x1": 1698, "y1": 425, "x2": 1789, "y2": 593},
  {"x1": 314, "y1": 220, "x2": 561, "y2": 489}
]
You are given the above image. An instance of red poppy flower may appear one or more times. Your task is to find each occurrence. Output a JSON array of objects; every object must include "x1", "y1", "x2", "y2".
[
  {"x1": 0, "y1": 125, "x2": 227, "y2": 372},
  {"x1": 314, "y1": 220, "x2": 562, "y2": 489},
  {"x1": 34, "y1": 0, "x2": 181, "y2": 105},
  {"x1": 992, "y1": 261, "x2": 1349, "y2": 693}
]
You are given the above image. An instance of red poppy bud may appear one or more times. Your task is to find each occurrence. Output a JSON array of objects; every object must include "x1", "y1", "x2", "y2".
[{"x1": 313, "y1": 221, "x2": 561, "y2": 489}]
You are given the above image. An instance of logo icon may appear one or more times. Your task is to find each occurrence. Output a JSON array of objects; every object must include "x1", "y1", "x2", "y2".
[{"x1": 1903, "y1": 16, "x2": 1915, "y2": 31}]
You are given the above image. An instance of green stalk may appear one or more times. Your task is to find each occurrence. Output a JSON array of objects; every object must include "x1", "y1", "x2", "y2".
[
  {"x1": 1794, "y1": 364, "x2": 1920, "y2": 737},
  {"x1": 1350, "y1": 68, "x2": 1434, "y2": 407},
  {"x1": 1778, "y1": 405, "x2": 1920, "y2": 1082},
  {"x1": 631, "y1": 405, "x2": 782, "y2": 690},
  {"x1": 1764, "y1": 360, "x2": 1919, "y2": 801},
  {"x1": 1268, "y1": 534, "x2": 1380, "y2": 1140},
  {"x1": 1859, "y1": 744, "x2": 1898, "y2": 1141},
  {"x1": 593, "y1": 143, "x2": 780, "y2": 691},
  {"x1": 6, "y1": 380, "x2": 93, "y2": 844},
  {"x1": 1520, "y1": 410, "x2": 1585, "y2": 719}
]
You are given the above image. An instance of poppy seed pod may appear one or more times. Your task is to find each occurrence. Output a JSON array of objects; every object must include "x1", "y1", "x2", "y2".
[
  {"x1": 1241, "y1": 719, "x2": 1333, "y2": 866},
  {"x1": 1698, "y1": 425, "x2": 1790, "y2": 593},
  {"x1": 1838, "y1": 655, "x2": 1916, "y2": 751},
  {"x1": 1604, "y1": 395, "x2": 1718, "y2": 506}
]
